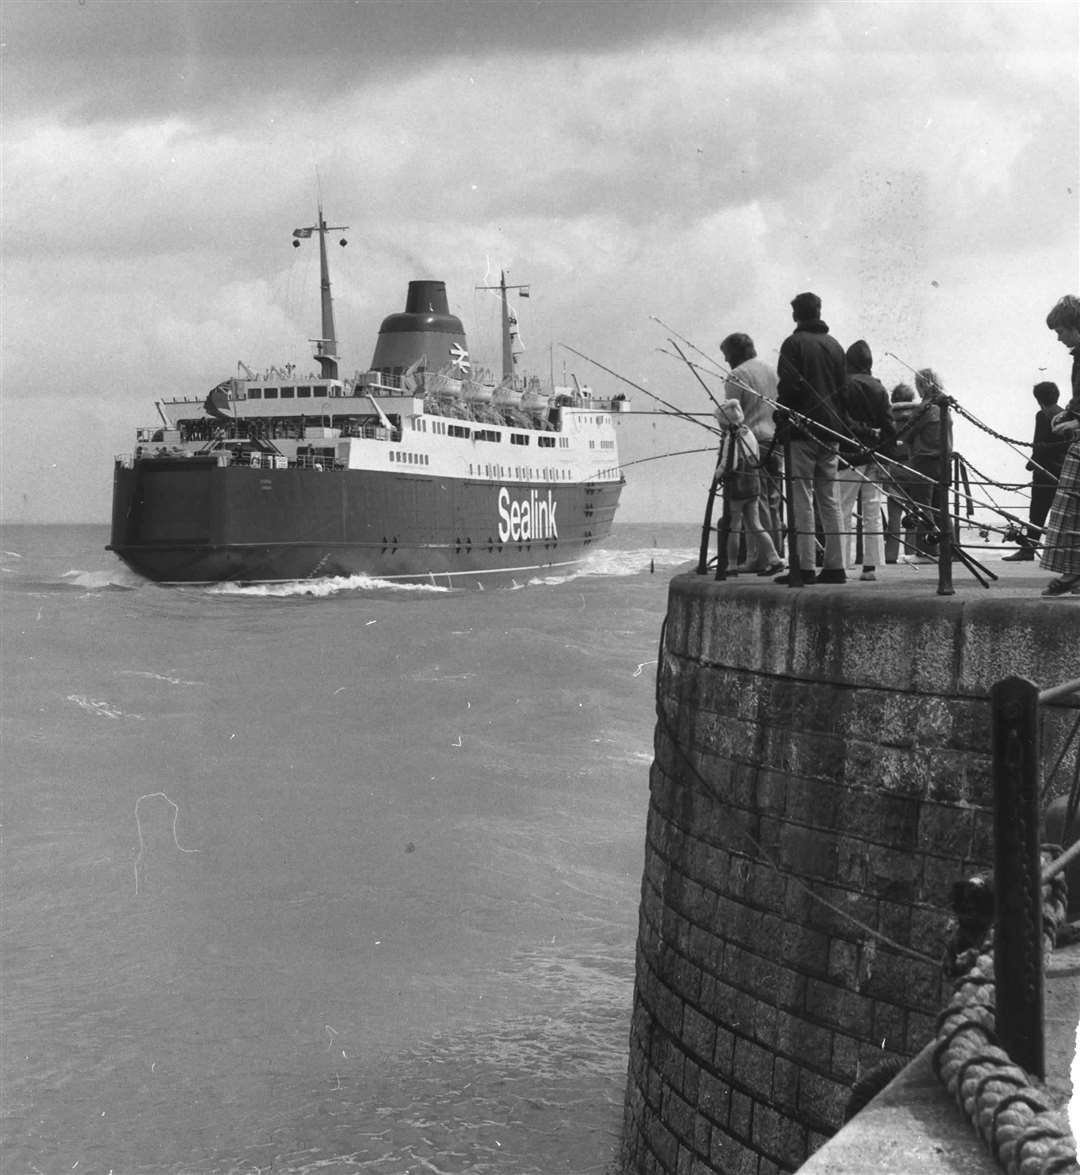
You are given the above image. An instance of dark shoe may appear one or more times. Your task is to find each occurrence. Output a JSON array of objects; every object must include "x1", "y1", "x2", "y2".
[
  {"x1": 774, "y1": 570, "x2": 816, "y2": 585},
  {"x1": 1041, "y1": 575, "x2": 1080, "y2": 597},
  {"x1": 1002, "y1": 549, "x2": 1035, "y2": 562},
  {"x1": 817, "y1": 568, "x2": 848, "y2": 584}
]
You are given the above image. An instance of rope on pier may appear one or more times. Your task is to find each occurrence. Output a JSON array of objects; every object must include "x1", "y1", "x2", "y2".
[{"x1": 932, "y1": 856, "x2": 1078, "y2": 1174}]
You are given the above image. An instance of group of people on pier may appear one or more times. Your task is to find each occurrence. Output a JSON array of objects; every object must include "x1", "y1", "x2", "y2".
[{"x1": 712, "y1": 292, "x2": 1080, "y2": 596}]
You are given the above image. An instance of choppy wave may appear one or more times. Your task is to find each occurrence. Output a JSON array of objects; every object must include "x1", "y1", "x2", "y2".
[
  {"x1": 117, "y1": 670, "x2": 204, "y2": 687},
  {"x1": 213, "y1": 947, "x2": 631, "y2": 1175},
  {"x1": 527, "y1": 544, "x2": 698, "y2": 586},
  {"x1": 205, "y1": 574, "x2": 453, "y2": 598},
  {"x1": 66, "y1": 693, "x2": 144, "y2": 720},
  {"x1": 196, "y1": 545, "x2": 697, "y2": 598},
  {"x1": 6, "y1": 567, "x2": 144, "y2": 592},
  {"x1": 62, "y1": 566, "x2": 146, "y2": 589}
]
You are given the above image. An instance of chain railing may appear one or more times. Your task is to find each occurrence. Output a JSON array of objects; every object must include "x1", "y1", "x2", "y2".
[{"x1": 695, "y1": 394, "x2": 1079, "y2": 594}]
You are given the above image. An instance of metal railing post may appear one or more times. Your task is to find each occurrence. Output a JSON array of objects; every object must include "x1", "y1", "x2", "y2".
[
  {"x1": 782, "y1": 431, "x2": 804, "y2": 587},
  {"x1": 697, "y1": 478, "x2": 718, "y2": 575},
  {"x1": 714, "y1": 425, "x2": 737, "y2": 581},
  {"x1": 936, "y1": 397, "x2": 955, "y2": 596},
  {"x1": 990, "y1": 674, "x2": 1044, "y2": 1079}
]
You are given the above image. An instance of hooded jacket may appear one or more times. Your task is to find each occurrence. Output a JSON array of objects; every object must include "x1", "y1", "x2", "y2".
[
  {"x1": 838, "y1": 340, "x2": 895, "y2": 466},
  {"x1": 776, "y1": 319, "x2": 848, "y2": 443}
]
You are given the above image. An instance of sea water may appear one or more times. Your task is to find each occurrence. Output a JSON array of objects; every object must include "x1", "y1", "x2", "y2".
[{"x1": 0, "y1": 523, "x2": 700, "y2": 1175}]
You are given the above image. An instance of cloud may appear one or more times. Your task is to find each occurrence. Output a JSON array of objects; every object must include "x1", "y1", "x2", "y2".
[
  {"x1": 2, "y1": 0, "x2": 783, "y2": 121},
  {"x1": 1, "y1": 0, "x2": 1077, "y2": 523}
]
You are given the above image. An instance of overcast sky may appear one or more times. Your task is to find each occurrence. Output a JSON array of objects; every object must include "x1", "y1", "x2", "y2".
[{"x1": 2, "y1": 0, "x2": 1077, "y2": 524}]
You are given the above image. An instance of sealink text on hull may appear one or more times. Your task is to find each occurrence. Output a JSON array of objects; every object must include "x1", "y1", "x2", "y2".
[{"x1": 108, "y1": 208, "x2": 628, "y2": 586}]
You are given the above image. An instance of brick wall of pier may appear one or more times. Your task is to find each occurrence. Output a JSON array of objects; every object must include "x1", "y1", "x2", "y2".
[{"x1": 620, "y1": 575, "x2": 1079, "y2": 1175}]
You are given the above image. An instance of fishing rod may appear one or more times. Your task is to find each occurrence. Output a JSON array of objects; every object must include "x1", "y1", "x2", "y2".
[
  {"x1": 585, "y1": 446, "x2": 722, "y2": 490},
  {"x1": 654, "y1": 321, "x2": 1021, "y2": 550},
  {"x1": 559, "y1": 342, "x2": 721, "y2": 437},
  {"x1": 654, "y1": 341, "x2": 976, "y2": 577},
  {"x1": 656, "y1": 344, "x2": 1026, "y2": 540},
  {"x1": 666, "y1": 337, "x2": 724, "y2": 412},
  {"x1": 651, "y1": 316, "x2": 728, "y2": 378},
  {"x1": 655, "y1": 346, "x2": 880, "y2": 463},
  {"x1": 610, "y1": 446, "x2": 719, "y2": 472},
  {"x1": 660, "y1": 326, "x2": 1026, "y2": 581},
  {"x1": 883, "y1": 350, "x2": 1061, "y2": 486},
  {"x1": 655, "y1": 314, "x2": 847, "y2": 440},
  {"x1": 652, "y1": 321, "x2": 854, "y2": 453},
  {"x1": 657, "y1": 335, "x2": 1007, "y2": 587}
]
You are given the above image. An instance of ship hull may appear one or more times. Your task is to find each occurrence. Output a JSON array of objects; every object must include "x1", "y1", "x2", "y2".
[{"x1": 109, "y1": 458, "x2": 622, "y2": 585}]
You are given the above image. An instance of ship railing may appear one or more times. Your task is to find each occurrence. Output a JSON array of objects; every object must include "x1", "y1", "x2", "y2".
[
  {"x1": 336, "y1": 423, "x2": 392, "y2": 441},
  {"x1": 245, "y1": 453, "x2": 290, "y2": 470},
  {"x1": 352, "y1": 371, "x2": 422, "y2": 399},
  {"x1": 985, "y1": 673, "x2": 1080, "y2": 1081},
  {"x1": 292, "y1": 453, "x2": 344, "y2": 471}
]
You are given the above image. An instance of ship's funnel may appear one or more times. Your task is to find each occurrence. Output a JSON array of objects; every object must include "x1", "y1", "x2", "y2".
[
  {"x1": 404, "y1": 280, "x2": 451, "y2": 316},
  {"x1": 370, "y1": 281, "x2": 469, "y2": 380}
]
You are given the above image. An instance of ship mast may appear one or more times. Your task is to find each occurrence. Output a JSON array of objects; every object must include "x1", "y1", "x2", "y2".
[
  {"x1": 292, "y1": 204, "x2": 348, "y2": 380},
  {"x1": 476, "y1": 270, "x2": 530, "y2": 387}
]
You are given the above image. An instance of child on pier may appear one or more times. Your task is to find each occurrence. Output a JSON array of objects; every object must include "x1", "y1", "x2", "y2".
[{"x1": 714, "y1": 399, "x2": 785, "y2": 576}]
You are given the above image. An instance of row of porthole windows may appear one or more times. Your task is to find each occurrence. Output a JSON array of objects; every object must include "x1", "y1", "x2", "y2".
[
  {"x1": 385, "y1": 449, "x2": 616, "y2": 479},
  {"x1": 385, "y1": 451, "x2": 616, "y2": 480},
  {"x1": 467, "y1": 464, "x2": 576, "y2": 480}
]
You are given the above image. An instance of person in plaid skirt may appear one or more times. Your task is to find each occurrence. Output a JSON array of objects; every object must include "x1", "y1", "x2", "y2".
[{"x1": 1039, "y1": 295, "x2": 1080, "y2": 596}]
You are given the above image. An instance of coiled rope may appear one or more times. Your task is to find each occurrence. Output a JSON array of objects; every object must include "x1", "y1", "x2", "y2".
[{"x1": 932, "y1": 859, "x2": 1078, "y2": 1174}]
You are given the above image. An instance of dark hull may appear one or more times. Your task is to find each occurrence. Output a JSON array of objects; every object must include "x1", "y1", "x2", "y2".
[{"x1": 109, "y1": 458, "x2": 622, "y2": 585}]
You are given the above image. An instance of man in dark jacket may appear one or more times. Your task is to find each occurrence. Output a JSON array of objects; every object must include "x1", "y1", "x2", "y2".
[
  {"x1": 774, "y1": 292, "x2": 848, "y2": 584},
  {"x1": 1004, "y1": 382, "x2": 1070, "y2": 560}
]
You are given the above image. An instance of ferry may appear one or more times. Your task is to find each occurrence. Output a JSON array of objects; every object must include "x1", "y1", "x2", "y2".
[{"x1": 108, "y1": 208, "x2": 628, "y2": 586}]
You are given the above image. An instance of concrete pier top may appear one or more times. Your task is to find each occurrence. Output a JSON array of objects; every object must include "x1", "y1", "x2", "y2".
[
  {"x1": 796, "y1": 940, "x2": 1080, "y2": 1174},
  {"x1": 699, "y1": 554, "x2": 1075, "y2": 604},
  {"x1": 671, "y1": 559, "x2": 1080, "y2": 696}
]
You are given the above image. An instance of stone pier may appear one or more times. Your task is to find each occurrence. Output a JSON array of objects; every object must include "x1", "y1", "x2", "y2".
[{"x1": 620, "y1": 573, "x2": 1080, "y2": 1175}]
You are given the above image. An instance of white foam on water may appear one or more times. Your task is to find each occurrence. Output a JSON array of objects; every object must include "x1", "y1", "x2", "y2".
[
  {"x1": 59, "y1": 567, "x2": 143, "y2": 590},
  {"x1": 66, "y1": 694, "x2": 143, "y2": 720},
  {"x1": 204, "y1": 574, "x2": 452, "y2": 598},
  {"x1": 116, "y1": 670, "x2": 204, "y2": 687},
  {"x1": 528, "y1": 545, "x2": 698, "y2": 586}
]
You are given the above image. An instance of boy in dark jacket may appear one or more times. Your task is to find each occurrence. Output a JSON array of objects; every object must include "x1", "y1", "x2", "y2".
[{"x1": 1003, "y1": 382, "x2": 1069, "y2": 560}]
